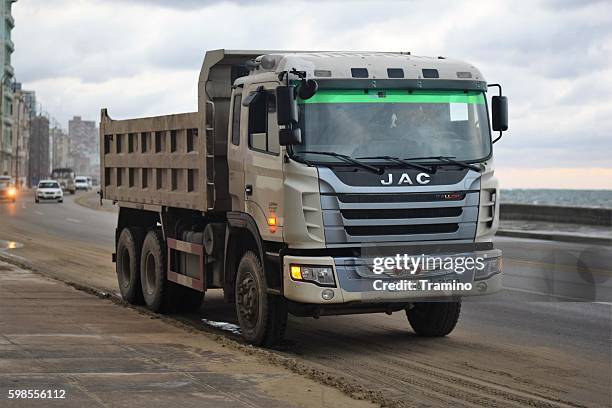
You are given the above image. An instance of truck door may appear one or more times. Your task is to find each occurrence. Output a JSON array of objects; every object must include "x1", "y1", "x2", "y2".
[
  {"x1": 243, "y1": 85, "x2": 284, "y2": 242},
  {"x1": 227, "y1": 89, "x2": 246, "y2": 211}
]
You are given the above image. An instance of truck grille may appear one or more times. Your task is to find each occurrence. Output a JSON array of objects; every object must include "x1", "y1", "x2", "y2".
[
  {"x1": 341, "y1": 207, "x2": 462, "y2": 220},
  {"x1": 318, "y1": 167, "x2": 481, "y2": 245},
  {"x1": 337, "y1": 192, "x2": 466, "y2": 203},
  {"x1": 345, "y1": 223, "x2": 459, "y2": 236}
]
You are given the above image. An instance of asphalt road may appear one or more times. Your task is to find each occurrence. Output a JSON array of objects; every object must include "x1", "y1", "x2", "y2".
[{"x1": 1, "y1": 192, "x2": 611, "y2": 407}]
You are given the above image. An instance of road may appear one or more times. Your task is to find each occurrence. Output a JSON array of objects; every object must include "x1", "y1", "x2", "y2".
[{"x1": 1, "y1": 192, "x2": 611, "y2": 407}]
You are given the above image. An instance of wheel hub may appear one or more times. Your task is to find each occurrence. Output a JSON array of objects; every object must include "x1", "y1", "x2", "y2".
[
  {"x1": 237, "y1": 272, "x2": 259, "y2": 328},
  {"x1": 144, "y1": 253, "x2": 156, "y2": 295},
  {"x1": 119, "y1": 247, "x2": 131, "y2": 288}
]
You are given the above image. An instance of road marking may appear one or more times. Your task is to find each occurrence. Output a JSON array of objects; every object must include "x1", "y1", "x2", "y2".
[
  {"x1": 34, "y1": 210, "x2": 43, "y2": 215},
  {"x1": 66, "y1": 218, "x2": 81, "y2": 223},
  {"x1": 505, "y1": 286, "x2": 612, "y2": 306}
]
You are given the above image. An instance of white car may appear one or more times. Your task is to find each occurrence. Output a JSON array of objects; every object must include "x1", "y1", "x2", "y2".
[
  {"x1": 75, "y1": 176, "x2": 89, "y2": 191},
  {"x1": 36, "y1": 180, "x2": 64, "y2": 203}
]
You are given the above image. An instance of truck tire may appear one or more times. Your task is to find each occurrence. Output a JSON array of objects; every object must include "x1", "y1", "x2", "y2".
[
  {"x1": 235, "y1": 251, "x2": 287, "y2": 346},
  {"x1": 140, "y1": 229, "x2": 171, "y2": 313},
  {"x1": 406, "y1": 301, "x2": 461, "y2": 337},
  {"x1": 116, "y1": 227, "x2": 145, "y2": 304}
]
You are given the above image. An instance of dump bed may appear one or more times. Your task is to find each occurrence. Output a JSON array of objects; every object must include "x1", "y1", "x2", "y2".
[{"x1": 100, "y1": 110, "x2": 209, "y2": 210}]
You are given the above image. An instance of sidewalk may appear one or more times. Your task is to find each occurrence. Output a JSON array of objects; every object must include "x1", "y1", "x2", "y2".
[
  {"x1": 0, "y1": 261, "x2": 374, "y2": 408},
  {"x1": 498, "y1": 220, "x2": 612, "y2": 246}
]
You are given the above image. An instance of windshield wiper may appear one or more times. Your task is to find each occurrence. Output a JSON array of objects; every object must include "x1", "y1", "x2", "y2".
[
  {"x1": 294, "y1": 151, "x2": 384, "y2": 174},
  {"x1": 356, "y1": 156, "x2": 433, "y2": 173},
  {"x1": 404, "y1": 156, "x2": 482, "y2": 172}
]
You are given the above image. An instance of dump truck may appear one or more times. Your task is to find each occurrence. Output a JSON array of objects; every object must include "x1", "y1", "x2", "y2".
[{"x1": 101, "y1": 49, "x2": 508, "y2": 345}]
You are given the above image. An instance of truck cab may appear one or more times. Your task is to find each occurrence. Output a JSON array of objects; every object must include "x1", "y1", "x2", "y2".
[{"x1": 225, "y1": 52, "x2": 507, "y2": 340}]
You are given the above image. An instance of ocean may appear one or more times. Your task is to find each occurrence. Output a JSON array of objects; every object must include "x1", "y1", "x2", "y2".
[{"x1": 500, "y1": 189, "x2": 612, "y2": 209}]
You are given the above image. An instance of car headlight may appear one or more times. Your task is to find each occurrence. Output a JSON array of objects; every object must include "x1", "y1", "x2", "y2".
[
  {"x1": 474, "y1": 256, "x2": 503, "y2": 280},
  {"x1": 8, "y1": 188, "x2": 16, "y2": 197},
  {"x1": 290, "y1": 264, "x2": 336, "y2": 287}
]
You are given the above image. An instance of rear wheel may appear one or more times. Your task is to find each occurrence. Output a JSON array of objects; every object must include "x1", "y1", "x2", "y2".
[
  {"x1": 140, "y1": 230, "x2": 170, "y2": 312},
  {"x1": 116, "y1": 227, "x2": 145, "y2": 304},
  {"x1": 406, "y1": 301, "x2": 461, "y2": 337},
  {"x1": 235, "y1": 251, "x2": 287, "y2": 346},
  {"x1": 139, "y1": 229, "x2": 205, "y2": 313}
]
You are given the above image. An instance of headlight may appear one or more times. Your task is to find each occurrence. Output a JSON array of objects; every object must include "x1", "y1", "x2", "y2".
[
  {"x1": 474, "y1": 256, "x2": 503, "y2": 280},
  {"x1": 290, "y1": 264, "x2": 336, "y2": 287},
  {"x1": 8, "y1": 188, "x2": 16, "y2": 197}
]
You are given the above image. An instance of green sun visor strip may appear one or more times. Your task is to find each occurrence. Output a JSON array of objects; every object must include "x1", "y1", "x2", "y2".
[{"x1": 300, "y1": 90, "x2": 485, "y2": 104}]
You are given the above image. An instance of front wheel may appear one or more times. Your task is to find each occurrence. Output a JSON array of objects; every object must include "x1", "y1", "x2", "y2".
[
  {"x1": 406, "y1": 301, "x2": 461, "y2": 337},
  {"x1": 235, "y1": 251, "x2": 287, "y2": 346}
]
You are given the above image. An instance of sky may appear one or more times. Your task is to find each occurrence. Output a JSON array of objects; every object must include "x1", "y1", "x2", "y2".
[{"x1": 11, "y1": 0, "x2": 612, "y2": 189}]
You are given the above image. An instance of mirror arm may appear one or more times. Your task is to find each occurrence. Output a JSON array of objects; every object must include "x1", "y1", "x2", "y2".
[
  {"x1": 492, "y1": 132, "x2": 502, "y2": 144},
  {"x1": 488, "y1": 83, "x2": 503, "y2": 96}
]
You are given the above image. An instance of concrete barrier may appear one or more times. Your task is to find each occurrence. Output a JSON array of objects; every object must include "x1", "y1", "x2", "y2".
[{"x1": 500, "y1": 204, "x2": 612, "y2": 227}]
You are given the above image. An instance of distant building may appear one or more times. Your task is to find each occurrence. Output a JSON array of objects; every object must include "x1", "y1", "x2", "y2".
[
  {"x1": 51, "y1": 126, "x2": 70, "y2": 170},
  {"x1": 28, "y1": 115, "x2": 49, "y2": 187},
  {"x1": 68, "y1": 115, "x2": 98, "y2": 177},
  {"x1": 21, "y1": 90, "x2": 35, "y2": 119},
  {"x1": 11, "y1": 84, "x2": 33, "y2": 188},
  {"x1": 0, "y1": 0, "x2": 17, "y2": 176}
]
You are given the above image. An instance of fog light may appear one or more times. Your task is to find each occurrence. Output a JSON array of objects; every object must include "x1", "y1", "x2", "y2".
[
  {"x1": 476, "y1": 282, "x2": 487, "y2": 292},
  {"x1": 475, "y1": 256, "x2": 503, "y2": 280},
  {"x1": 321, "y1": 289, "x2": 335, "y2": 300}
]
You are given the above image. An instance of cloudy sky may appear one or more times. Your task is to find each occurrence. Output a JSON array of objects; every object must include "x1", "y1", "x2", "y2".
[{"x1": 12, "y1": 0, "x2": 612, "y2": 189}]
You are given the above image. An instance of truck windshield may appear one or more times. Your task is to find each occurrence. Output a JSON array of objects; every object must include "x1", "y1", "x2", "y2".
[{"x1": 294, "y1": 89, "x2": 491, "y2": 164}]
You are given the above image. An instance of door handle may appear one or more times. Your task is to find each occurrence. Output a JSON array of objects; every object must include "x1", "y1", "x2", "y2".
[{"x1": 245, "y1": 185, "x2": 253, "y2": 196}]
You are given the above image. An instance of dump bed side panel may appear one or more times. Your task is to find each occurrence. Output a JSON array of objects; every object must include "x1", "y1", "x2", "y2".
[{"x1": 100, "y1": 110, "x2": 206, "y2": 211}]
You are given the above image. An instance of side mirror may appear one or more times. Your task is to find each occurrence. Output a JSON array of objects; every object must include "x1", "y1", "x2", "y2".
[
  {"x1": 298, "y1": 79, "x2": 318, "y2": 100},
  {"x1": 276, "y1": 86, "x2": 298, "y2": 126},
  {"x1": 491, "y1": 95, "x2": 508, "y2": 132},
  {"x1": 279, "y1": 128, "x2": 302, "y2": 146}
]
